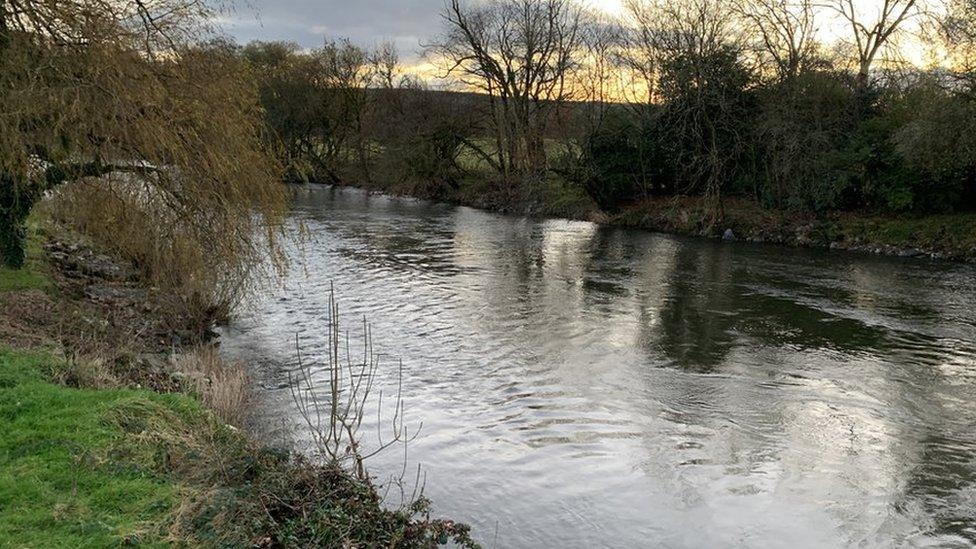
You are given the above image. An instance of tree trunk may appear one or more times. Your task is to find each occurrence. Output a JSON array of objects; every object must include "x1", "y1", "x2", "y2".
[
  {"x1": 0, "y1": 216, "x2": 27, "y2": 270},
  {"x1": 1, "y1": 3, "x2": 28, "y2": 269},
  {"x1": 0, "y1": 0, "x2": 8, "y2": 47},
  {"x1": 1, "y1": 175, "x2": 35, "y2": 270},
  {"x1": 856, "y1": 62, "x2": 870, "y2": 91}
]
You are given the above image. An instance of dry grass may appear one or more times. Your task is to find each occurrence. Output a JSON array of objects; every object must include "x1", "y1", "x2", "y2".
[
  {"x1": 47, "y1": 355, "x2": 119, "y2": 389},
  {"x1": 0, "y1": 289, "x2": 56, "y2": 349},
  {"x1": 175, "y1": 346, "x2": 251, "y2": 428},
  {"x1": 44, "y1": 175, "x2": 284, "y2": 342}
]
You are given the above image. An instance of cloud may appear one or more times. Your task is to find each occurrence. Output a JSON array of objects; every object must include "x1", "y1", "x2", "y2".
[{"x1": 219, "y1": 0, "x2": 446, "y2": 60}]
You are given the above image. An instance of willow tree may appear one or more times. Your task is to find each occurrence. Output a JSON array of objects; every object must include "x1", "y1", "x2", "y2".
[{"x1": 0, "y1": 0, "x2": 286, "y2": 295}]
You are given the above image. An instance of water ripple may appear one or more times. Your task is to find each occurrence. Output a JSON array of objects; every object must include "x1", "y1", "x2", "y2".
[{"x1": 221, "y1": 186, "x2": 976, "y2": 549}]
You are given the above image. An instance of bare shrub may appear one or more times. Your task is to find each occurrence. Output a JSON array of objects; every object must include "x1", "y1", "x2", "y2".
[
  {"x1": 176, "y1": 346, "x2": 250, "y2": 428},
  {"x1": 290, "y1": 287, "x2": 420, "y2": 482}
]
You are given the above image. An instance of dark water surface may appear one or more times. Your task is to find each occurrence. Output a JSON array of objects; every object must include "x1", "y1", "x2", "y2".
[{"x1": 220, "y1": 186, "x2": 976, "y2": 548}]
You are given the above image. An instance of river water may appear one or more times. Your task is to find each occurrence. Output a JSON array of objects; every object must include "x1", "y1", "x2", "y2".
[{"x1": 220, "y1": 185, "x2": 976, "y2": 548}]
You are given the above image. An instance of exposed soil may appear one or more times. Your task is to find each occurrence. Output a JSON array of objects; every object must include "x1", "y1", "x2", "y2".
[{"x1": 1, "y1": 237, "x2": 190, "y2": 391}]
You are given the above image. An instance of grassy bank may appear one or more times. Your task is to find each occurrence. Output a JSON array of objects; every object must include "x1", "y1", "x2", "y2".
[
  {"x1": 0, "y1": 347, "x2": 204, "y2": 546},
  {"x1": 1, "y1": 244, "x2": 184, "y2": 546},
  {"x1": 614, "y1": 196, "x2": 976, "y2": 262},
  {"x1": 0, "y1": 346, "x2": 473, "y2": 547},
  {"x1": 0, "y1": 220, "x2": 475, "y2": 548},
  {"x1": 346, "y1": 177, "x2": 976, "y2": 263}
]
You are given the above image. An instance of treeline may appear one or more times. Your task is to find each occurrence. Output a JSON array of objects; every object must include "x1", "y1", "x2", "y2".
[
  {"x1": 237, "y1": 0, "x2": 976, "y2": 219},
  {"x1": 234, "y1": 38, "x2": 492, "y2": 196}
]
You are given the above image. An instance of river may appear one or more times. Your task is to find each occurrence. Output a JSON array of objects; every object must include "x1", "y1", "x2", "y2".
[{"x1": 220, "y1": 185, "x2": 976, "y2": 548}]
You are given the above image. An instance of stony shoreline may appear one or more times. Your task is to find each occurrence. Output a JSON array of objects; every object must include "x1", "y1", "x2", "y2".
[{"x1": 611, "y1": 196, "x2": 976, "y2": 263}]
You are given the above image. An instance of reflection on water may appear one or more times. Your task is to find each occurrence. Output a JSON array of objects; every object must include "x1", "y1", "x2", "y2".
[{"x1": 220, "y1": 186, "x2": 976, "y2": 548}]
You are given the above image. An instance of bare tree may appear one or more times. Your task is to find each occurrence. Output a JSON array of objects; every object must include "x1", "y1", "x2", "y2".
[
  {"x1": 624, "y1": 0, "x2": 752, "y2": 223},
  {"x1": 369, "y1": 41, "x2": 402, "y2": 89},
  {"x1": 578, "y1": 12, "x2": 622, "y2": 123},
  {"x1": 619, "y1": 0, "x2": 664, "y2": 105},
  {"x1": 550, "y1": 11, "x2": 623, "y2": 178},
  {"x1": 623, "y1": 0, "x2": 745, "y2": 90},
  {"x1": 937, "y1": 0, "x2": 976, "y2": 90},
  {"x1": 825, "y1": 0, "x2": 924, "y2": 88},
  {"x1": 319, "y1": 39, "x2": 375, "y2": 183},
  {"x1": 431, "y1": 0, "x2": 585, "y2": 182},
  {"x1": 736, "y1": 0, "x2": 821, "y2": 81}
]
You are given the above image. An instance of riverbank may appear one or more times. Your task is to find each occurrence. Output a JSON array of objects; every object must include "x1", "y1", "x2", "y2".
[
  {"x1": 344, "y1": 178, "x2": 976, "y2": 263},
  {"x1": 0, "y1": 217, "x2": 474, "y2": 547}
]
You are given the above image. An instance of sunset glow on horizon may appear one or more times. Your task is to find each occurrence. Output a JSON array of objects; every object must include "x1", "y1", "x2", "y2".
[{"x1": 589, "y1": 0, "x2": 627, "y2": 17}]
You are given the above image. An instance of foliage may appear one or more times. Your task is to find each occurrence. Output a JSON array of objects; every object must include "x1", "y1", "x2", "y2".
[
  {"x1": 892, "y1": 80, "x2": 976, "y2": 211},
  {"x1": 657, "y1": 46, "x2": 755, "y2": 209},
  {"x1": 574, "y1": 108, "x2": 671, "y2": 211},
  {"x1": 242, "y1": 39, "x2": 373, "y2": 183},
  {"x1": 573, "y1": 64, "x2": 976, "y2": 218},
  {"x1": 833, "y1": 110, "x2": 915, "y2": 212},
  {"x1": 0, "y1": 1, "x2": 287, "y2": 315},
  {"x1": 753, "y1": 70, "x2": 857, "y2": 211}
]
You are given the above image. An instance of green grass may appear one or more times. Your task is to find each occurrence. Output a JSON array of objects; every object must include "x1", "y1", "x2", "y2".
[
  {"x1": 0, "y1": 265, "x2": 48, "y2": 292},
  {"x1": 0, "y1": 347, "x2": 206, "y2": 548}
]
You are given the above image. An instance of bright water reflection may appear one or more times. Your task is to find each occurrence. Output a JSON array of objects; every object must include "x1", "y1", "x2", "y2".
[{"x1": 220, "y1": 186, "x2": 976, "y2": 548}]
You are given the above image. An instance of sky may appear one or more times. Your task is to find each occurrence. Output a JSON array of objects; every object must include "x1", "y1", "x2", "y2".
[
  {"x1": 219, "y1": 0, "x2": 627, "y2": 62},
  {"x1": 217, "y1": 0, "x2": 939, "y2": 70},
  {"x1": 219, "y1": 0, "x2": 461, "y2": 61}
]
